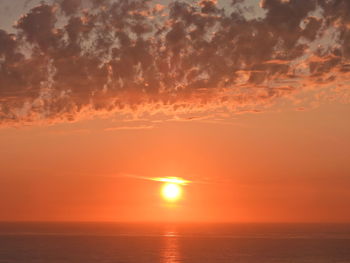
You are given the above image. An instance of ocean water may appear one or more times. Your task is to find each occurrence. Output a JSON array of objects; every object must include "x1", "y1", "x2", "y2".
[{"x1": 0, "y1": 223, "x2": 350, "y2": 263}]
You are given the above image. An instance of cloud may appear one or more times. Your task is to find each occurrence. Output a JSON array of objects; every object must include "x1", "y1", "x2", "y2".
[
  {"x1": 121, "y1": 174, "x2": 192, "y2": 185},
  {"x1": 104, "y1": 125, "x2": 154, "y2": 131},
  {"x1": 1, "y1": 0, "x2": 350, "y2": 126}
]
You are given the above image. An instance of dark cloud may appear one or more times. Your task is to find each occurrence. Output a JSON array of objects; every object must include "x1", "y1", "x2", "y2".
[{"x1": 0, "y1": 0, "x2": 350, "y2": 126}]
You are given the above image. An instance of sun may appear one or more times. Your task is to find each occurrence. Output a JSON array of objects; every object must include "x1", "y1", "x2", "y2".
[{"x1": 161, "y1": 183, "x2": 182, "y2": 202}]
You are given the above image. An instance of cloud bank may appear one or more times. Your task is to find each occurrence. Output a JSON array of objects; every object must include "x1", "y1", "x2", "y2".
[{"x1": 1, "y1": 0, "x2": 350, "y2": 126}]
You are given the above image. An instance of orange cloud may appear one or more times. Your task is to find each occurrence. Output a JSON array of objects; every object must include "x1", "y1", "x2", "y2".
[{"x1": 1, "y1": 0, "x2": 350, "y2": 126}]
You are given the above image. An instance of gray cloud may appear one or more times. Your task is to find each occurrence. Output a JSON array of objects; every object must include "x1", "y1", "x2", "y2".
[{"x1": 0, "y1": 0, "x2": 350, "y2": 126}]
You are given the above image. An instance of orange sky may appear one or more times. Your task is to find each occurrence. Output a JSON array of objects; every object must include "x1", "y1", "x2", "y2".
[
  {"x1": 1, "y1": 103, "x2": 350, "y2": 222},
  {"x1": 1, "y1": 0, "x2": 350, "y2": 223}
]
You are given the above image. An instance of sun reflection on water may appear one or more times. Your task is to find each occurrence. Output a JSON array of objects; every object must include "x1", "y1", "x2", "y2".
[{"x1": 161, "y1": 229, "x2": 181, "y2": 263}]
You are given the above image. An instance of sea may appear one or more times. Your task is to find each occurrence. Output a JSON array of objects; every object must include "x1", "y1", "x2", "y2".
[{"x1": 0, "y1": 222, "x2": 350, "y2": 263}]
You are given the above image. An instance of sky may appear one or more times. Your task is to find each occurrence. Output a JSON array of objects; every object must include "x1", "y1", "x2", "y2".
[{"x1": 0, "y1": 0, "x2": 350, "y2": 223}]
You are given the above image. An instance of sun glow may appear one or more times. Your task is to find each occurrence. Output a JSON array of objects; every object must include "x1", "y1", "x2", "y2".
[
  {"x1": 161, "y1": 183, "x2": 182, "y2": 202},
  {"x1": 154, "y1": 177, "x2": 190, "y2": 185}
]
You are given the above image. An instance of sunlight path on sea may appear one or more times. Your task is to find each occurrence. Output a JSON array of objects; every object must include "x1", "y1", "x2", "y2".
[{"x1": 161, "y1": 227, "x2": 182, "y2": 263}]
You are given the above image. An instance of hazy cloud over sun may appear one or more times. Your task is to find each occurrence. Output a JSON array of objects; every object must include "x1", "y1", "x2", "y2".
[{"x1": 1, "y1": 0, "x2": 350, "y2": 126}]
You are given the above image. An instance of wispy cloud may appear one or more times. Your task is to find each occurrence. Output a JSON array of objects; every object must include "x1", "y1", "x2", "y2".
[
  {"x1": 122, "y1": 174, "x2": 192, "y2": 185},
  {"x1": 104, "y1": 125, "x2": 154, "y2": 131}
]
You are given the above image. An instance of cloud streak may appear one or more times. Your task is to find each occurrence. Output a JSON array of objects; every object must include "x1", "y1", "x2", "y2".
[
  {"x1": 1, "y1": 0, "x2": 350, "y2": 126},
  {"x1": 121, "y1": 174, "x2": 191, "y2": 185},
  {"x1": 104, "y1": 125, "x2": 154, "y2": 131}
]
